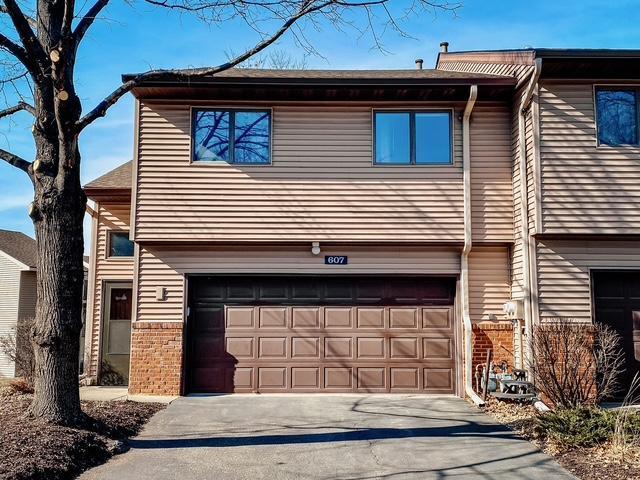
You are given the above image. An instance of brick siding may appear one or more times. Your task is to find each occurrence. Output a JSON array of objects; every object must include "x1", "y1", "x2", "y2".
[
  {"x1": 472, "y1": 322, "x2": 515, "y2": 376},
  {"x1": 129, "y1": 322, "x2": 183, "y2": 395}
]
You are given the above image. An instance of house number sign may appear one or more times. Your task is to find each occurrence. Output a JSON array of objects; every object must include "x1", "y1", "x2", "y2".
[{"x1": 325, "y1": 255, "x2": 348, "y2": 265}]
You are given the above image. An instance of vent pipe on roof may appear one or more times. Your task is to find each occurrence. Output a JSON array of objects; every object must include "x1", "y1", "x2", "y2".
[
  {"x1": 440, "y1": 41, "x2": 449, "y2": 53},
  {"x1": 415, "y1": 58, "x2": 424, "y2": 70}
]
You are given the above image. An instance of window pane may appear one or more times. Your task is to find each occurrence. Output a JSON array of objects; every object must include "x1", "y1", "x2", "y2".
[
  {"x1": 109, "y1": 232, "x2": 134, "y2": 257},
  {"x1": 375, "y1": 113, "x2": 410, "y2": 164},
  {"x1": 193, "y1": 110, "x2": 230, "y2": 161},
  {"x1": 234, "y1": 111, "x2": 271, "y2": 164},
  {"x1": 415, "y1": 112, "x2": 452, "y2": 164},
  {"x1": 596, "y1": 89, "x2": 638, "y2": 145}
]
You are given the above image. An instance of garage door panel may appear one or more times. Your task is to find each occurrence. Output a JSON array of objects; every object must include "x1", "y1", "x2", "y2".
[
  {"x1": 258, "y1": 337, "x2": 287, "y2": 358},
  {"x1": 226, "y1": 337, "x2": 254, "y2": 359},
  {"x1": 423, "y1": 337, "x2": 454, "y2": 361},
  {"x1": 357, "y1": 337, "x2": 385, "y2": 359},
  {"x1": 225, "y1": 307, "x2": 254, "y2": 329},
  {"x1": 357, "y1": 308, "x2": 385, "y2": 328},
  {"x1": 258, "y1": 367, "x2": 287, "y2": 389},
  {"x1": 424, "y1": 368, "x2": 454, "y2": 393},
  {"x1": 357, "y1": 367, "x2": 386, "y2": 390},
  {"x1": 232, "y1": 367, "x2": 254, "y2": 390},
  {"x1": 259, "y1": 307, "x2": 288, "y2": 328},
  {"x1": 423, "y1": 308, "x2": 453, "y2": 330},
  {"x1": 324, "y1": 367, "x2": 353, "y2": 389},
  {"x1": 325, "y1": 337, "x2": 353, "y2": 359},
  {"x1": 391, "y1": 368, "x2": 420, "y2": 390},
  {"x1": 292, "y1": 307, "x2": 320, "y2": 328},
  {"x1": 187, "y1": 276, "x2": 456, "y2": 394},
  {"x1": 226, "y1": 281, "x2": 256, "y2": 300},
  {"x1": 292, "y1": 337, "x2": 320, "y2": 358},
  {"x1": 292, "y1": 367, "x2": 320, "y2": 389},
  {"x1": 325, "y1": 307, "x2": 352, "y2": 328},
  {"x1": 192, "y1": 337, "x2": 224, "y2": 361},
  {"x1": 193, "y1": 307, "x2": 224, "y2": 332},
  {"x1": 389, "y1": 337, "x2": 419, "y2": 359},
  {"x1": 389, "y1": 308, "x2": 418, "y2": 328}
]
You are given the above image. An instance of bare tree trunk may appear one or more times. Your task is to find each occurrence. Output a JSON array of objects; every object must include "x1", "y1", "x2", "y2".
[{"x1": 28, "y1": 147, "x2": 87, "y2": 426}]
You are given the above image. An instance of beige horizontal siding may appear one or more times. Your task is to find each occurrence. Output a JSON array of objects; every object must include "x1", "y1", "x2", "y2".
[
  {"x1": 470, "y1": 104, "x2": 513, "y2": 242},
  {"x1": 136, "y1": 245, "x2": 462, "y2": 323},
  {"x1": 536, "y1": 239, "x2": 640, "y2": 321},
  {"x1": 134, "y1": 101, "x2": 512, "y2": 243},
  {"x1": 469, "y1": 247, "x2": 511, "y2": 322},
  {"x1": 510, "y1": 85, "x2": 529, "y2": 300},
  {"x1": 88, "y1": 203, "x2": 135, "y2": 377},
  {"x1": 539, "y1": 82, "x2": 640, "y2": 234},
  {"x1": 0, "y1": 254, "x2": 21, "y2": 377}
]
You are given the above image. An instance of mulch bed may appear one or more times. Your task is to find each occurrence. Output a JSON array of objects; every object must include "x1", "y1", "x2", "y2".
[
  {"x1": 0, "y1": 386, "x2": 164, "y2": 480},
  {"x1": 482, "y1": 398, "x2": 640, "y2": 480}
]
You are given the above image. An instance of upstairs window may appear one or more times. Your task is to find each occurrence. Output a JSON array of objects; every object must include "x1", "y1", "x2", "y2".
[
  {"x1": 374, "y1": 111, "x2": 452, "y2": 165},
  {"x1": 192, "y1": 109, "x2": 271, "y2": 164},
  {"x1": 595, "y1": 88, "x2": 639, "y2": 146},
  {"x1": 108, "y1": 232, "x2": 134, "y2": 258}
]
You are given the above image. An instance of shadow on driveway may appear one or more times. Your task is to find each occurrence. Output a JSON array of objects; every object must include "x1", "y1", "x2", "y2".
[{"x1": 81, "y1": 395, "x2": 576, "y2": 480}]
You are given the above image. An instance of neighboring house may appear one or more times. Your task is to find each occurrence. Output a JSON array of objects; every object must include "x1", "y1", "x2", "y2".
[
  {"x1": 83, "y1": 45, "x2": 640, "y2": 398},
  {"x1": 0, "y1": 230, "x2": 37, "y2": 378}
]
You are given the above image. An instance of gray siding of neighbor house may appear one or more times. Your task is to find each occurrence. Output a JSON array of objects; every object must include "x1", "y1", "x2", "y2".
[{"x1": 0, "y1": 254, "x2": 22, "y2": 377}]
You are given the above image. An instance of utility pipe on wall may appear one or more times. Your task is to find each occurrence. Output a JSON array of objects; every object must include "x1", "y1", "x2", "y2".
[
  {"x1": 518, "y1": 58, "x2": 543, "y2": 373},
  {"x1": 461, "y1": 84, "x2": 484, "y2": 406}
]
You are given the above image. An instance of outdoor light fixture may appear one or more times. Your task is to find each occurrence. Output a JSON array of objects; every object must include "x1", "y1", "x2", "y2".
[
  {"x1": 311, "y1": 242, "x2": 321, "y2": 256},
  {"x1": 503, "y1": 299, "x2": 524, "y2": 320}
]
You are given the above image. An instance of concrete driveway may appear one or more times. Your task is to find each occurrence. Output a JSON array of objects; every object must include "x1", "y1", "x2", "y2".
[{"x1": 81, "y1": 395, "x2": 574, "y2": 480}]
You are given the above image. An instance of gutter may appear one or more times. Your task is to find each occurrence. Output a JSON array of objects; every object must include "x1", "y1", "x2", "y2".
[
  {"x1": 518, "y1": 58, "x2": 543, "y2": 373},
  {"x1": 461, "y1": 84, "x2": 484, "y2": 406}
]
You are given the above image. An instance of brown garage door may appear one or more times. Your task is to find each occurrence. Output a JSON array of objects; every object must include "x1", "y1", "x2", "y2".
[{"x1": 186, "y1": 276, "x2": 457, "y2": 394}]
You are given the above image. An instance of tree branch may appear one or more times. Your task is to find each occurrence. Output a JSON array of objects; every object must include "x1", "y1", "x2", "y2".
[
  {"x1": 63, "y1": 0, "x2": 76, "y2": 36},
  {"x1": 0, "y1": 32, "x2": 32, "y2": 69},
  {"x1": 73, "y1": 0, "x2": 110, "y2": 44},
  {"x1": 2, "y1": 0, "x2": 47, "y2": 75},
  {"x1": 77, "y1": 0, "x2": 333, "y2": 131},
  {"x1": 0, "y1": 101, "x2": 35, "y2": 119},
  {"x1": 0, "y1": 5, "x2": 36, "y2": 29},
  {"x1": 0, "y1": 147, "x2": 31, "y2": 173}
]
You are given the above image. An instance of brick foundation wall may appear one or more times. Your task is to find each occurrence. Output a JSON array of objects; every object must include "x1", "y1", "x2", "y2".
[
  {"x1": 129, "y1": 322, "x2": 184, "y2": 395},
  {"x1": 472, "y1": 322, "x2": 515, "y2": 376}
]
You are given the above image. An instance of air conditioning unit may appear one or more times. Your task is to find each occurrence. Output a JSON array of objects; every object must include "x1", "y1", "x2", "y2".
[{"x1": 503, "y1": 299, "x2": 524, "y2": 320}]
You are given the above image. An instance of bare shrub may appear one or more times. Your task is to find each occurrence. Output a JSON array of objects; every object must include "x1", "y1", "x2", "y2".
[
  {"x1": 529, "y1": 319, "x2": 624, "y2": 408},
  {"x1": 0, "y1": 318, "x2": 35, "y2": 386}
]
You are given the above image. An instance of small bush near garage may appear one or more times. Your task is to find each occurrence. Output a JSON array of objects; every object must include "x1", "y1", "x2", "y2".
[
  {"x1": 0, "y1": 385, "x2": 164, "y2": 480},
  {"x1": 536, "y1": 407, "x2": 618, "y2": 448},
  {"x1": 529, "y1": 319, "x2": 625, "y2": 408}
]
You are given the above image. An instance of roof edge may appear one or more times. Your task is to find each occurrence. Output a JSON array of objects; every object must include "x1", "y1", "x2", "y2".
[
  {"x1": 437, "y1": 50, "x2": 536, "y2": 67},
  {"x1": 0, "y1": 243, "x2": 33, "y2": 270}
]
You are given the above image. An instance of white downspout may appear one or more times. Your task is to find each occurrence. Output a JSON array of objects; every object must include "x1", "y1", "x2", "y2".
[
  {"x1": 461, "y1": 84, "x2": 483, "y2": 406},
  {"x1": 519, "y1": 58, "x2": 543, "y2": 373}
]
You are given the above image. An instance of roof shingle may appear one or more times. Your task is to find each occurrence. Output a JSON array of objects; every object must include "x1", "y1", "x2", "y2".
[
  {"x1": 84, "y1": 161, "x2": 132, "y2": 192},
  {"x1": 122, "y1": 67, "x2": 516, "y2": 85},
  {"x1": 0, "y1": 229, "x2": 37, "y2": 268}
]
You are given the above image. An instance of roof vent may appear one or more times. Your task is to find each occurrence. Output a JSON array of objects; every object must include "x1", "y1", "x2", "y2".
[
  {"x1": 415, "y1": 58, "x2": 424, "y2": 70},
  {"x1": 440, "y1": 41, "x2": 449, "y2": 53}
]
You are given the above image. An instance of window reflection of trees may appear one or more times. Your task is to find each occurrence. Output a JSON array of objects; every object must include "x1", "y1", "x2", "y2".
[
  {"x1": 194, "y1": 110, "x2": 270, "y2": 163},
  {"x1": 597, "y1": 90, "x2": 638, "y2": 145}
]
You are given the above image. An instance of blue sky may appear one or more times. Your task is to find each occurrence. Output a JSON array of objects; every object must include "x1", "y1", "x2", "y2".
[{"x1": 1, "y1": 0, "x2": 639, "y2": 252}]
